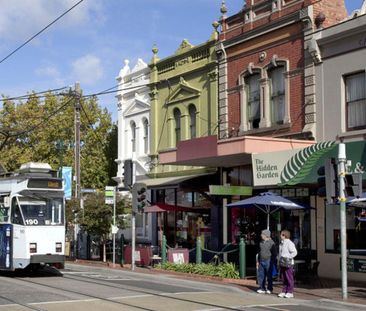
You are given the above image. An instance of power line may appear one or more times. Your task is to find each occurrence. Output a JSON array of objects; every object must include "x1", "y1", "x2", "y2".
[
  {"x1": 0, "y1": 0, "x2": 85, "y2": 65},
  {"x1": 12, "y1": 96, "x2": 74, "y2": 137},
  {"x1": 0, "y1": 86, "x2": 69, "y2": 102},
  {"x1": 80, "y1": 101, "x2": 106, "y2": 147}
]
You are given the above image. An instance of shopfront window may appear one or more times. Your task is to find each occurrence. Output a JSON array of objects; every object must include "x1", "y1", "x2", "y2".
[{"x1": 325, "y1": 204, "x2": 366, "y2": 252}]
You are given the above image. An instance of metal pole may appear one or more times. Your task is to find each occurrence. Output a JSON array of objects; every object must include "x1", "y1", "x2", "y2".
[
  {"x1": 131, "y1": 161, "x2": 136, "y2": 271},
  {"x1": 338, "y1": 143, "x2": 348, "y2": 300},
  {"x1": 74, "y1": 82, "x2": 81, "y2": 260},
  {"x1": 222, "y1": 171, "x2": 228, "y2": 262},
  {"x1": 196, "y1": 237, "x2": 202, "y2": 264},
  {"x1": 120, "y1": 234, "x2": 124, "y2": 266},
  {"x1": 239, "y1": 238, "x2": 246, "y2": 279},
  {"x1": 161, "y1": 235, "x2": 167, "y2": 264},
  {"x1": 131, "y1": 212, "x2": 136, "y2": 270},
  {"x1": 113, "y1": 187, "x2": 116, "y2": 266}
]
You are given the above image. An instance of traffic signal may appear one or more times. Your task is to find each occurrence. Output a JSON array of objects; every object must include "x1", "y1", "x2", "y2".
[
  {"x1": 123, "y1": 159, "x2": 133, "y2": 189},
  {"x1": 344, "y1": 173, "x2": 363, "y2": 198},
  {"x1": 132, "y1": 183, "x2": 147, "y2": 213},
  {"x1": 317, "y1": 158, "x2": 338, "y2": 203}
]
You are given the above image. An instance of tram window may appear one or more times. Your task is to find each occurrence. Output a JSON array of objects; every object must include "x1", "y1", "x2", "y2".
[
  {"x1": 0, "y1": 197, "x2": 9, "y2": 222},
  {"x1": 11, "y1": 197, "x2": 24, "y2": 225}
]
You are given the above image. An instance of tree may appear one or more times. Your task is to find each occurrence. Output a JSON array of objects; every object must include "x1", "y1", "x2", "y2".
[
  {"x1": 104, "y1": 124, "x2": 118, "y2": 185},
  {"x1": 76, "y1": 192, "x2": 131, "y2": 262},
  {"x1": 0, "y1": 91, "x2": 112, "y2": 190}
]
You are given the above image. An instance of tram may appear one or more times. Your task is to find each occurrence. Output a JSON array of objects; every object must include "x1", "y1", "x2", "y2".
[{"x1": 0, "y1": 162, "x2": 65, "y2": 271}]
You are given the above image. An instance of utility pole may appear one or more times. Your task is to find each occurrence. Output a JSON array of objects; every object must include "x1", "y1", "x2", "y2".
[
  {"x1": 338, "y1": 143, "x2": 348, "y2": 300},
  {"x1": 74, "y1": 82, "x2": 81, "y2": 259}
]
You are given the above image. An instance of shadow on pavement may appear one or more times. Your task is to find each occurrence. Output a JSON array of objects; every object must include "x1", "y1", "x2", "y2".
[{"x1": 0, "y1": 265, "x2": 63, "y2": 278}]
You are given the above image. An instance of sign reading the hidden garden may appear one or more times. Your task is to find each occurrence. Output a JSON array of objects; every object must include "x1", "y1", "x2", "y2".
[{"x1": 252, "y1": 150, "x2": 299, "y2": 186}]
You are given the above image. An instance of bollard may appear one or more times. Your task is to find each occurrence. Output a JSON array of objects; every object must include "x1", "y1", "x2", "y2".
[
  {"x1": 120, "y1": 234, "x2": 124, "y2": 267},
  {"x1": 196, "y1": 237, "x2": 202, "y2": 264},
  {"x1": 239, "y1": 238, "x2": 246, "y2": 279},
  {"x1": 162, "y1": 235, "x2": 167, "y2": 264}
]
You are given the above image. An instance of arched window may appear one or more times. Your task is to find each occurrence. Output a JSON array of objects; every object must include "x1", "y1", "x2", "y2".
[
  {"x1": 131, "y1": 121, "x2": 136, "y2": 152},
  {"x1": 268, "y1": 65, "x2": 285, "y2": 124},
  {"x1": 173, "y1": 108, "x2": 181, "y2": 143},
  {"x1": 189, "y1": 105, "x2": 197, "y2": 138},
  {"x1": 245, "y1": 73, "x2": 261, "y2": 129},
  {"x1": 143, "y1": 118, "x2": 149, "y2": 154}
]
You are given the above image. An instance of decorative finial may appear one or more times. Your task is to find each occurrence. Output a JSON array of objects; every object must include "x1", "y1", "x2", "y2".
[
  {"x1": 124, "y1": 59, "x2": 129, "y2": 66},
  {"x1": 152, "y1": 44, "x2": 159, "y2": 55},
  {"x1": 220, "y1": 0, "x2": 228, "y2": 15},
  {"x1": 212, "y1": 20, "x2": 220, "y2": 31}
]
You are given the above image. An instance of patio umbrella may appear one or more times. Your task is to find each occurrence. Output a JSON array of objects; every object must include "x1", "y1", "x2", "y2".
[{"x1": 227, "y1": 191, "x2": 305, "y2": 229}]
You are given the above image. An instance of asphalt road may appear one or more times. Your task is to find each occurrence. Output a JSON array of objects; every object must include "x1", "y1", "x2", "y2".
[{"x1": 0, "y1": 263, "x2": 364, "y2": 311}]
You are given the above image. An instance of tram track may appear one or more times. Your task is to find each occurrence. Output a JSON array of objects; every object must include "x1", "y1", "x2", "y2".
[
  {"x1": 11, "y1": 272, "x2": 242, "y2": 311},
  {"x1": 0, "y1": 293, "x2": 46, "y2": 311}
]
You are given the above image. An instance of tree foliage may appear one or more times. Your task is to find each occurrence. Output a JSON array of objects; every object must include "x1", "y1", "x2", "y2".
[
  {"x1": 76, "y1": 192, "x2": 131, "y2": 241},
  {"x1": 0, "y1": 92, "x2": 113, "y2": 190}
]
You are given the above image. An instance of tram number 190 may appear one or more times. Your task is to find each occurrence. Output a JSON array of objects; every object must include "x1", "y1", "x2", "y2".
[{"x1": 25, "y1": 219, "x2": 39, "y2": 225}]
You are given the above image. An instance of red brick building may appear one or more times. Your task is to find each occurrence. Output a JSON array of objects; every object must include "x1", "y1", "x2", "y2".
[{"x1": 217, "y1": 0, "x2": 348, "y2": 140}]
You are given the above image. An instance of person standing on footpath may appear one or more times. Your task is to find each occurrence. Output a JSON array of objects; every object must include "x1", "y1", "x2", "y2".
[
  {"x1": 256, "y1": 229, "x2": 277, "y2": 294},
  {"x1": 278, "y1": 229, "x2": 298, "y2": 298}
]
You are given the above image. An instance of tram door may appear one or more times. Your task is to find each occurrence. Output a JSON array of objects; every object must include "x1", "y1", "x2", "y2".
[{"x1": 0, "y1": 224, "x2": 12, "y2": 270}]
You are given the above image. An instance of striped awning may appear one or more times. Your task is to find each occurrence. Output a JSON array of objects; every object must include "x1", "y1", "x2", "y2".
[{"x1": 279, "y1": 141, "x2": 337, "y2": 186}]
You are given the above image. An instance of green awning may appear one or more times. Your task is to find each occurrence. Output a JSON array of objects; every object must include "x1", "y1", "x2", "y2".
[
  {"x1": 279, "y1": 141, "x2": 366, "y2": 186},
  {"x1": 280, "y1": 141, "x2": 336, "y2": 185}
]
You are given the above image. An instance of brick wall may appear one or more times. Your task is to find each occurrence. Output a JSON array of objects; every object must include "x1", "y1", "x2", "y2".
[
  {"x1": 223, "y1": 0, "x2": 348, "y2": 40},
  {"x1": 226, "y1": 23, "x2": 305, "y2": 136},
  {"x1": 309, "y1": 0, "x2": 348, "y2": 28}
]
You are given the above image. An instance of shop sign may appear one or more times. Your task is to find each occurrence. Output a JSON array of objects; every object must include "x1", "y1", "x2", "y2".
[
  {"x1": 105, "y1": 186, "x2": 115, "y2": 205},
  {"x1": 209, "y1": 185, "x2": 252, "y2": 196},
  {"x1": 252, "y1": 150, "x2": 299, "y2": 186},
  {"x1": 341, "y1": 258, "x2": 366, "y2": 273}
]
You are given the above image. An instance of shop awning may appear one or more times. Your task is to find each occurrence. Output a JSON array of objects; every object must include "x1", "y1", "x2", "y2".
[
  {"x1": 144, "y1": 203, "x2": 209, "y2": 213},
  {"x1": 138, "y1": 172, "x2": 215, "y2": 188},
  {"x1": 279, "y1": 141, "x2": 336, "y2": 186}
]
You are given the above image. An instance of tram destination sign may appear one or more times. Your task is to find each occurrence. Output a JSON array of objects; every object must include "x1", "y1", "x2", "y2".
[{"x1": 27, "y1": 179, "x2": 63, "y2": 189}]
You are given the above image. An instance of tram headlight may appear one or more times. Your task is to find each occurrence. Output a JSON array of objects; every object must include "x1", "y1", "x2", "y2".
[
  {"x1": 29, "y1": 243, "x2": 37, "y2": 254},
  {"x1": 56, "y1": 242, "x2": 62, "y2": 253}
]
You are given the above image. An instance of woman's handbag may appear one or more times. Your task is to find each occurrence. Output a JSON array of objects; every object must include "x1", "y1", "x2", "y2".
[{"x1": 279, "y1": 256, "x2": 293, "y2": 268}]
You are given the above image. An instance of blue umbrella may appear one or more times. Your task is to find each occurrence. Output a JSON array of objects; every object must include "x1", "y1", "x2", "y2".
[{"x1": 227, "y1": 192, "x2": 305, "y2": 229}]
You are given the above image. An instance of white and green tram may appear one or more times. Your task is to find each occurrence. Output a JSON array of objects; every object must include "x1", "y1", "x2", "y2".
[{"x1": 0, "y1": 162, "x2": 65, "y2": 271}]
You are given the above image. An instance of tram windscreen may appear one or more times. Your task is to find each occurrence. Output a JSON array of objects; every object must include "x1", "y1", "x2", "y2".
[{"x1": 17, "y1": 196, "x2": 64, "y2": 226}]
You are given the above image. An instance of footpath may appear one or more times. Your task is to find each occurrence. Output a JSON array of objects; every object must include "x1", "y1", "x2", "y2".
[{"x1": 69, "y1": 259, "x2": 366, "y2": 306}]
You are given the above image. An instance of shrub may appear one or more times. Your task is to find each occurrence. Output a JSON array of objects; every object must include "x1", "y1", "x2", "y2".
[{"x1": 157, "y1": 262, "x2": 240, "y2": 279}]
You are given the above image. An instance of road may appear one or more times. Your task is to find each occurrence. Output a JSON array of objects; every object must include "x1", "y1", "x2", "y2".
[{"x1": 0, "y1": 263, "x2": 364, "y2": 311}]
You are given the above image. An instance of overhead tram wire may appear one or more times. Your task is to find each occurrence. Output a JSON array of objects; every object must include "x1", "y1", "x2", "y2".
[
  {"x1": 0, "y1": 0, "x2": 85, "y2": 65},
  {"x1": 80, "y1": 101, "x2": 106, "y2": 147},
  {"x1": 0, "y1": 86, "x2": 69, "y2": 102},
  {"x1": 11, "y1": 95, "x2": 74, "y2": 137}
]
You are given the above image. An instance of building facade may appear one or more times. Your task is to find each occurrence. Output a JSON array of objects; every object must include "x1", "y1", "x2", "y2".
[
  {"x1": 311, "y1": 9, "x2": 366, "y2": 282},
  {"x1": 147, "y1": 28, "x2": 220, "y2": 249},
  {"x1": 115, "y1": 58, "x2": 152, "y2": 241}
]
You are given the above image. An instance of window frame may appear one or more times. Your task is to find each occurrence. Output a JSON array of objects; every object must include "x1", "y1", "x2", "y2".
[
  {"x1": 244, "y1": 72, "x2": 261, "y2": 129},
  {"x1": 173, "y1": 108, "x2": 181, "y2": 143},
  {"x1": 131, "y1": 121, "x2": 137, "y2": 152},
  {"x1": 345, "y1": 71, "x2": 366, "y2": 131},
  {"x1": 268, "y1": 65, "x2": 286, "y2": 125},
  {"x1": 188, "y1": 104, "x2": 197, "y2": 139}
]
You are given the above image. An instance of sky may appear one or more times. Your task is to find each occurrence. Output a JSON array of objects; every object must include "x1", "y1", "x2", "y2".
[{"x1": 0, "y1": 0, "x2": 363, "y2": 121}]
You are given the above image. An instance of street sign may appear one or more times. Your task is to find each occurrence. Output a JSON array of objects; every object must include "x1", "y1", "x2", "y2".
[
  {"x1": 105, "y1": 186, "x2": 115, "y2": 205},
  {"x1": 81, "y1": 188, "x2": 96, "y2": 193},
  {"x1": 209, "y1": 185, "x2": 252, "y2": 196},
  {"x1": 111, "y1": 225, "x2": 118, "y2": 234}
]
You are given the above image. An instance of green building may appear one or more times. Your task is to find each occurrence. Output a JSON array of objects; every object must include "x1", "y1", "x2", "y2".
[{"x1": 146, "y1": 25, "x2": 219, "y2": 248}]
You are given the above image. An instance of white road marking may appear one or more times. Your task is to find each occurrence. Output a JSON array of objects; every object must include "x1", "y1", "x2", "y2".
[
  {"x1": 108, "y1": 294, "x2": 154, "y2": 300},
  {"x1": 29, "y1": 298, "x2": 99, "y2": 305}
]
